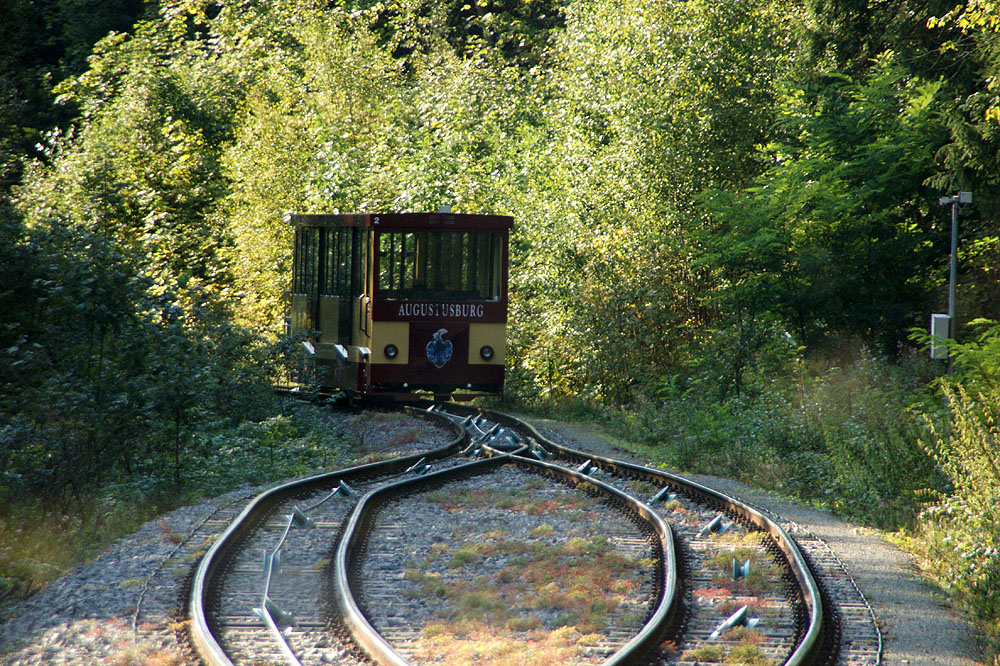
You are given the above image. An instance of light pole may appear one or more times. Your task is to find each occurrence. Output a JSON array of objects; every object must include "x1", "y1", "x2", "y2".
[{"x1": 937, "y1": 191, "x2": 972, "y2": 374}]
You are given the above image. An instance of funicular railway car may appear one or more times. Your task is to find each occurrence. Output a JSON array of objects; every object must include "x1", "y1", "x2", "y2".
[{"x1": 287, "y1": 211, "x2": 514, "y2": 399}]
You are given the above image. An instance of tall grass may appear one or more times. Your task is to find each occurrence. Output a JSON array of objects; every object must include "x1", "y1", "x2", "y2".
[{"x1": 0, "y1": 494, "x2": 159, "y2": 604}]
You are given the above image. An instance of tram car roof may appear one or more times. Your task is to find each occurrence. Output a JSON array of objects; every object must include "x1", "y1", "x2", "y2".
[{"x1": 285, "y1": 211, "x2": 514, "y2": 231}]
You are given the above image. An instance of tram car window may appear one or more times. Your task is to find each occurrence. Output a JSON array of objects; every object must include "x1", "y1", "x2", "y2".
[
  {"x1": 378, "y1": 231, "x2": 502, "y2": 301},
  {"x1": 286, "y1": 212, "x2": 513, "y2": 399}
]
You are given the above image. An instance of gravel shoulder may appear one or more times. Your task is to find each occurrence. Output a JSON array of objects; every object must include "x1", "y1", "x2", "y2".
[{"x1": 525, "y1": 416, "x2": 982, "y2": 666}]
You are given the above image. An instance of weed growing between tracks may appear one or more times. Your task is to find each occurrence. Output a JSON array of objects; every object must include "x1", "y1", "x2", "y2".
[
  {"x1": 707, "y1": 533, "x2": 784, "y2": 598},
  {"x1": 679, "y1": 632, "x2": 771, "y2": 665}
]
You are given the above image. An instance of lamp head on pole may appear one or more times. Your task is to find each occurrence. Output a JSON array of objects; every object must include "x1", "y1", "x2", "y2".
[{"x1": 939, "y1": 191, "x2": 973, "y2": 206}]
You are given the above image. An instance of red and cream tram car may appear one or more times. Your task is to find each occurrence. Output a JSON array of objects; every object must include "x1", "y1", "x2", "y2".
[{"x1": 286, "y1": 211, "x2": 513, "y2": 398}]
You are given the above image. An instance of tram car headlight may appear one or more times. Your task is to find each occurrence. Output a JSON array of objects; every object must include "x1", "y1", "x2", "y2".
[
  {"x1": 384, "y1": 343, "x2": 399, "y2": 360},
  {"x1": 479, "y1": 345, "x2": 495, "y2": 361}
]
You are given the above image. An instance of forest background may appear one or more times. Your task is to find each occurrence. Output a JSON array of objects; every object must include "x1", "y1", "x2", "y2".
[{"x1": 2, "y1": 0, "x2": 1000, "y2": 659}]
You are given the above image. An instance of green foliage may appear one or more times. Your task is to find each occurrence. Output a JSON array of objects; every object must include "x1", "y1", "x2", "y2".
[
  {"x1": 683, "y1": 645, "x2": 725, "y2": 663},
  {"x1": 506, "y1": 0, "x2": 793, "y2": 404},
  {"x1": 919, "y1": 2, "x2": 1000, "y2": 326},
  {"x1": 0, "y1": 402, "x2": 350, "y2": 601},
  {"x1": 0, "y1": 493, "x2": 159, "y2": 601},
  {"x1": 779, "y1": 352, "x2": 944, "y2": 525},
  {"x1": 555, "y1": 350, "x2": 945, "y2": 529},
  {"x1": 0, "y1": 204, "x2": 277, "y2": 496},
  {"x1": 798, "y1": 0, "x2": 967, "y2": 79},
  {"x1": 0, "y1": 0, "x2": 147, "y2": 191},
  {"x1": 549, "y1": 0, "x2": 792, "y2": 200},
  {"x1": 220, "y1": 4, "x2": 402, "y2": 329},
  {"x1": 725, "y1": 644, "x2": 771, "y2": 666},
  {"x1": 698, "y1": 54, "x2": 948, "y2": 354},
  {"x1": 356, "y1": 0, "x2": 564, "y2": 64},
  {"x1": 4, "y1": 0, "x2": 1000, "y2": 655},
  {"x1": 5, "y1": 0, "x2": 800, "y2": 410},
  {"x1": 1, "y1": 1, "x2": 290, "y2": 499},
  {"x1": 908, "y1": 320, "x2": 1000, "y2": 653},
  {"x1": 2, "y1": 210, "x2": 148, "y2": 494},
  {"x1": 929, "y1": 318, "x2": 1000, "y2": 392}
]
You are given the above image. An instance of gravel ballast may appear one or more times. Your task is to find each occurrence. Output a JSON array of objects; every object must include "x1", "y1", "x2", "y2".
[{"x1": 0, "y1": 410, "x2": 982, "y2": 666}]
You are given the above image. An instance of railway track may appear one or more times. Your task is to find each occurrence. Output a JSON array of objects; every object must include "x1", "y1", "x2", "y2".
[{"x1": 186, "y1": 404, "x2": 864, "y2": 666}]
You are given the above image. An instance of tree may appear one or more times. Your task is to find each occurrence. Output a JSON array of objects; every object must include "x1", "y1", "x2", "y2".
[
  {"x1": 0, "y1": 0, "x2": 147, "y2": 192},
  {"x1": 220, "y1": 5, "x2": 403, "y2": 331},
  {"x1": 503, "y1": 0, "x2": 794, "y2": 401},
  {"x1": 3, "y1": 0, "x2": 285, "y2": 497},
  {"x1": 699, "y1": 55, "x2": 948, "y2": 355}
]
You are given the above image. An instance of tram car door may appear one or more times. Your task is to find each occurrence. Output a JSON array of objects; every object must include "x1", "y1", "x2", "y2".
[{"x1": 288, "y1": 213, "x2": 373, "y2": 393}]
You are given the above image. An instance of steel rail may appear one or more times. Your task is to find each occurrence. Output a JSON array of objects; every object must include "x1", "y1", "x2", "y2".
[
  {"x1": 188, "y1": 409, "x2": 467, "y2": 666},
  {"x1": 333, "y1": 453, "x2": 679, "y2": 666},
  {"x1": 190, "y1": 400, "x2": 825, "y2": 666},
  {"x1": 481, "y1": 409, "x2": 826, "y2": 666}
]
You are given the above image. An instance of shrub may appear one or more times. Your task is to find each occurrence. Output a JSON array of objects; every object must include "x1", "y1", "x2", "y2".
[
  {"x1": 725, "y1": 644, "x2": 771, "y2": 666},
  {"x1": 918, "y1": 384, "x2": 1000, "y2": 655}
]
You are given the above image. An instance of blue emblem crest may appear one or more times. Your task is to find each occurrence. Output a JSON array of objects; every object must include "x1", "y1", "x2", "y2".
[{"x1": 426, "y1": 328, "x2": 453, "y2": 368}]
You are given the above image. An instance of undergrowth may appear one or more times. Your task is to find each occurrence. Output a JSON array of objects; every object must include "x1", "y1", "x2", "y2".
[
  {"x1": 508, "y1": 349, "x2": 946, "y2": 530},
  {"x1": 0, "y1": 402, "x2": 353, "y2": 607},
  {"x1": 905, "y1": 383, "x2": 1000, "y2": 658}
]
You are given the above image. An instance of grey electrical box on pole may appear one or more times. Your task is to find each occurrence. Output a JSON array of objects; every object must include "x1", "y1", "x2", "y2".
[{"x1": 930, "y1": 313, "x2": 949, "y2": 360}]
